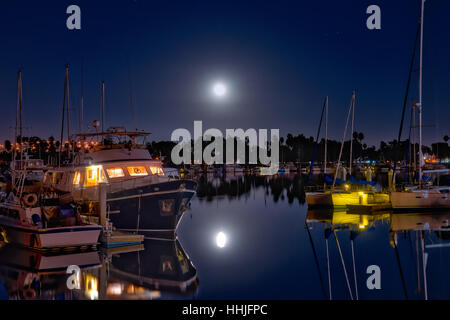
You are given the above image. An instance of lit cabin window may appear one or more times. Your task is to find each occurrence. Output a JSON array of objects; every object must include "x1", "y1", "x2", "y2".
[
  {"x1": 73, "y1": 171, "x2": 81, "y2": 185},
  {"x1": 85, "y1": 165, "x2": 107, "y2": 186},
  {"x1": 127, "y1": 166, "x2": 148, "y2": 176},
  {"x1": 106, "y1": 168, "x2": 125, "y2": 178},
  {"x1": 149, "y1": 166, "x2": 164, "y2": 175}
]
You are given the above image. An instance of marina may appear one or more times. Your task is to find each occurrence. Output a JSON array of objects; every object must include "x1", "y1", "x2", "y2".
[{"x1": 0, "y1": 0, "x2": 449, "y2": 304}]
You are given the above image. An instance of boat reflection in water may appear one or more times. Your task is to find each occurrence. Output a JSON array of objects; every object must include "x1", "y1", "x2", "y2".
[
  {"x1": 306, "y1": 208, "x2": 450, "y2": 300},
  {"x1": 0, "y1": 238, "x2": 198, "y2": 300},
  {"x1": 97, "y1": 239, "x2": 198, "y2": 300},
  {"x1": 0, "y1": 245, "x2": 102, "y2": 300}
]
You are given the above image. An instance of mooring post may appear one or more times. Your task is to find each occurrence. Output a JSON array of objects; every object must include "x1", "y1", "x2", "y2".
[{"x1": 99, "y1": 184, "x2": 107, "y2": 227}]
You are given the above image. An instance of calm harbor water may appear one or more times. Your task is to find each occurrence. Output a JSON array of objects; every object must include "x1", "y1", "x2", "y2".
[{"x1": 1, "y1": 173, "x2": 450, "y2": 300}]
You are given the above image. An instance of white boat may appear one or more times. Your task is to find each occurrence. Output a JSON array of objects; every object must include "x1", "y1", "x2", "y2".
[
  {"x1": 391, "y1": 1, "x2": 449, "y2": 211},
  {"x1": 391, "y1": 186, "x2": 450, "y2": 210},
  {"x1": 43, "y1": 127, "x2": 197, "y2": 238}
]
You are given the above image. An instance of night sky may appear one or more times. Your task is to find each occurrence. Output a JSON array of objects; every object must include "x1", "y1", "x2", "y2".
[{"x1": 0, "y1": 0, "x2": 449, "y2": 147}]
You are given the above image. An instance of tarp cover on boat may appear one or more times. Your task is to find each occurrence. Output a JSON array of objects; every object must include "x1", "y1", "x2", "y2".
[
  {"x1": 349, "y1": 174, "x2": 375, "y2": 186},
  {"x1": 415, "y1": 172, "x2": 432, "y2": 182},
  {"x1": 324, "y1": 174, "x2": 346, "y2": 184}
]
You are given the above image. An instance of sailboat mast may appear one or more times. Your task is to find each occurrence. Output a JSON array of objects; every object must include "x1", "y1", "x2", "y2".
[
  {"x1": 59, "y1": 65, "x2": 69, "y2": 167},
  {"x1": 65, "y1": 65, "x2": 70, "y2": 145},
  {"x1": 80, "y1": 59, "x2": 84, "y2": 134},
  {"x1": 15, "y1": 70, "x2": 23, "y2": 162},
  {"x1": 418, "y1": 0, "x2": 424, "y2": 188},
  {"x1": 18, "y1": 71, "x2": 23, "y2": 147},
  {"x1": 324, "y1": 96, "x2": 328, "y2": 175},
  {"x1": 332, "y1": 93, "x2": 353, "y2": 190},
  {"x1": 15, "y1": 73, "x2": 18, "y2": 147},
  {"x1": 412, "y1": 105, "x2": 416, "y2": 177},
  {"x1": 101, "y1": 81, "x2": 105, "y2": 136},
  {"x1": 349, "y1": 91, "x2": 355, "y2": 176}
]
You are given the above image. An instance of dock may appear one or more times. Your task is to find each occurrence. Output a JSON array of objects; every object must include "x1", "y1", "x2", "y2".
[{"x1": 100, "y1": 230, "x2": 144, "y2": 248}]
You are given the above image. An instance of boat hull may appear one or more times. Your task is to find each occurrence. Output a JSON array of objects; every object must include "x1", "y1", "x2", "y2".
[
  {"x1": 391, "y1": 190, "x2": 450, "y2": 210},
  {"x1": 306, "y1": 192, "x2": 333, "y2": 207},
  {"x1": 306, "y1": 191, "x2": 390, "y2": 208},
  {"x1": 106, "y1": 179, "x2": 197, "y2": 238}
]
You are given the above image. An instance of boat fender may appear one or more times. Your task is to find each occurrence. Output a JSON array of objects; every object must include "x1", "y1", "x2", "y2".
[
  {"x1": 22, "y1": 193, "x2": 38, "y2": 207},
  {"x1": 31, "y1": 214, "x2": 41, "y2": 225},
  {"x1": 23, "y1": 288, "x2": 36, "y2": 300}
]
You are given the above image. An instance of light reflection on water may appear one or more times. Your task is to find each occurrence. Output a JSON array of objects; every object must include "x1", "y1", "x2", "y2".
[{"x1": 1, "y1": 173, "x2": 450, "y2": 300}]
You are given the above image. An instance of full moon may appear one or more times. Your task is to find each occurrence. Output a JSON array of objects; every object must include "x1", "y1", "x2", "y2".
[
  {"x1": 216, "y1": 232, "x2": 227, "y2": 248},
  {"x1": 212, "y1": 82, "x2": 227, "y2": 97}
]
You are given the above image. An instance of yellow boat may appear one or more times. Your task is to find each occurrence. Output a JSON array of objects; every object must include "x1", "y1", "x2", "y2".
[{"x1": 306, "y1": 189, "x2": 390, "y2": 209}]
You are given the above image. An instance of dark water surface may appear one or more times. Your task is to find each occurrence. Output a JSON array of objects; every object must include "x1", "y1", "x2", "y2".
[{"x1": 1, "y1": 174, "x2": 450, "y2": 300}]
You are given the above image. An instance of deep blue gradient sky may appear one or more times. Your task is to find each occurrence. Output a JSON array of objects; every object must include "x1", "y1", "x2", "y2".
[{"x1": 0, "y1": 0, "x2": 448, "y2": 147}]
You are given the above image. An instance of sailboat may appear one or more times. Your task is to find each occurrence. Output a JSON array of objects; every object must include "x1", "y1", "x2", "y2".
[
  {"x1": 306, "y1": 94, "x2": 389, "y2": 208},
  {"x1": 391, "y1": 0, "x2": 450, "y2": 210}
]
